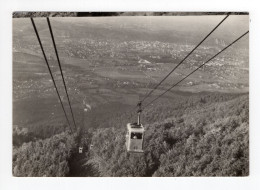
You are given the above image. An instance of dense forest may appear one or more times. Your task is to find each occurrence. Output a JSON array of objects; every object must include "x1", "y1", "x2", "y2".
[
  {"x1": 12, "y1": 92, "x2": 249, "y2": 177},
  {"x1": 13, "y1": 131, "x2": 76, "y2": 177}
]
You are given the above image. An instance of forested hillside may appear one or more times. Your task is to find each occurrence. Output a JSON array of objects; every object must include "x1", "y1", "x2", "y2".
[
  {"x1": 12, "y1": 93, "x2": 249, "y2": 177},
  {"x1": 86, "y1": 93, "x2": 249, "y2": 176},
  {"x1": 13, "y1": 131, "x2": 76, "y2": 177}
]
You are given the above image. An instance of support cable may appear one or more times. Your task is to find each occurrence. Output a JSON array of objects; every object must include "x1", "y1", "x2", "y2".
[
  {"x1": 47, "y1": 17, "x2": 78, "y2": 130},
  {"x1": 140, "y1": 13, "x2": 230, "y2": 104},
  {"x1": 30, "y1": 17, "x2": 73, "y2": 133},
  {"x1": 143, "y1": 31, "x2": 249, "y2": 109}
]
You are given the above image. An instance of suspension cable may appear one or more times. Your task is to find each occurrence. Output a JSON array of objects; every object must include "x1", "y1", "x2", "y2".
[
  {"x1": 47, "y1": 17, "x2": 78, "y2": 130},
  {"x1": 30, "y1": 17, "x2": 74, "y2": 133},
  {"x1": 140, "y1": 13, "x2": 230, "y2": 104},
  {"x1": 143, "y1": 31, "x2": 249, "y2": 109}
]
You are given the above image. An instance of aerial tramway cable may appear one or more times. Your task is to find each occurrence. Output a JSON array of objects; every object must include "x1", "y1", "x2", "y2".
[
  {"x1": 140, "y1": 13, "x2": 230, "y2": 104},
  {"x1": 124, "y1": 30, "x2": 248, "y2": 154},
  {"x1": 47, "y1": 17, "x2": 78, "y2": 130},
  {"x1": 125, "y1": 29, "x2": 248, "y2": 154},
  {"x1": 30, "y1": 17, "x2": 74, "y2": 133},
  {"x1": 143, "y1": 31, "x2": 249, "y2": 109}
]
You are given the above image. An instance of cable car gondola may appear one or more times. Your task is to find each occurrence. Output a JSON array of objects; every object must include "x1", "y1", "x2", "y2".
[
  {"x1": 125, "y1": 102, "x2": 144, "y2": 153},
  {"x1": 79, "y1": 146, "x2": 83, "y2": 153}
]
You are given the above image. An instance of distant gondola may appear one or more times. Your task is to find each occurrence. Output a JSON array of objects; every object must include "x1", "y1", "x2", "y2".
[{"x1": 79, "y1": 146, "x2": 83, "y2": 154}]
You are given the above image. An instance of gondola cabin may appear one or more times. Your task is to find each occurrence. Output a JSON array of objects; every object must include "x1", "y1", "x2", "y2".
[
  {"x1": 79, "y1": 146, "x2": 83, "y2": 154},
  {"x1": 125, "y1": 123, "x2": 144, "y2": 153}
]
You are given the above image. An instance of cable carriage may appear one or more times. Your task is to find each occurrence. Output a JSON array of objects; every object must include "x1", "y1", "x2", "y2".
[
  {"x1": 126, "y1": 102, "x2": 145, "y2": 153},
  {"x1": 79, "y1": 146, "x2": 83, "y2": 153}
]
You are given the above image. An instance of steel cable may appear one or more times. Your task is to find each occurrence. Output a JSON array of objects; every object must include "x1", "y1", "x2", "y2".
[
  {"x1": 143, "y1": 31, "x2": 249, "y2": 109},
  {"x1": 47, "y1": 17, "x2": 78, "y2": 130},
  {"x1": 140, "y1": 13, "x2": 230, "y2": 104},
  {"x1": 30, "y1": 17, "x2": 74, "y2": 133}
]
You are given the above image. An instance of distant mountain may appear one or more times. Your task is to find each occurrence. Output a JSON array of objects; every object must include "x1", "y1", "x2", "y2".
[
  {"x1": 13, "y1": 15, "x2": 249, "y2": 48},
  {"x1": 13, "y1": 12, "x2": 248, "y2": 18}
]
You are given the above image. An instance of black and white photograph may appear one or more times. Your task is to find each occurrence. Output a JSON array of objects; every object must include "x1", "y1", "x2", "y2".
[{"x1": 11, "y1": 11, "x2": 250, "y2": 177}]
